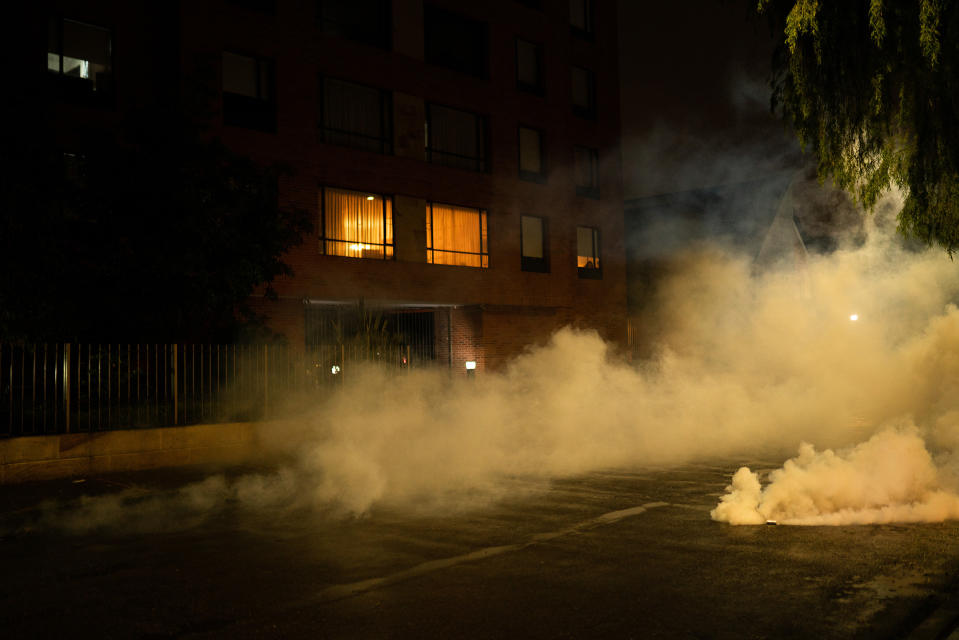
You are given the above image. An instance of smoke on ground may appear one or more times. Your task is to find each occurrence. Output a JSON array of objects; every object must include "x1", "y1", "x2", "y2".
[{"x1": 25, "y1": 182, "x2": 959, "y2": 532}]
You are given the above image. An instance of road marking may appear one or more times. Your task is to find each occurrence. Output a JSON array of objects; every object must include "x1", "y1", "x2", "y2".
[{"x1": 316, "y1": 501, "x2": 670, "y2": 602}]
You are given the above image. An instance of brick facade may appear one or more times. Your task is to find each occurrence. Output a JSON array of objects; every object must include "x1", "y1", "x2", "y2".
[{"x1": 45, "y1": 0, "x2": 627, "y2": 371}]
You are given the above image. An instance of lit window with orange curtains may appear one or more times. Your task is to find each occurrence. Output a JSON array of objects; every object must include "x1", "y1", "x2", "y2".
[
  {"x1": 426, "y1": 202, "x2": 488, "y2": 268},
  {"x1": 320, "y1": 187, "x2": 393, "y2": 259}
]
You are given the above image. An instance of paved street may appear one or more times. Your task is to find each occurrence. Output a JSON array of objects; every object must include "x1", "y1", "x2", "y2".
[{"x1": 3, "y1": 461, "x2": 959, "y2": 639}]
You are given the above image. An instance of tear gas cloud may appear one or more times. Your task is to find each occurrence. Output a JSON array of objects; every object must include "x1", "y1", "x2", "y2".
[
  {"x1": 266, "y1": 187, "x2": 959, "y2": 524},
  {"x1": 32, "y1": 186, "x2": 959, "y2": 532}
]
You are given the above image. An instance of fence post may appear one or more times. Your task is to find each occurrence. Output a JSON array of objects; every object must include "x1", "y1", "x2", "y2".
[
  {"x1": 263, "y1": 344, "x2": 269, "y2": 419},
  {"x1": 172, "y1": 344, "x2": 178, "y2": 425},
  {"x1": 63, "y1": 343, "x2": 71, "y2": 433}
]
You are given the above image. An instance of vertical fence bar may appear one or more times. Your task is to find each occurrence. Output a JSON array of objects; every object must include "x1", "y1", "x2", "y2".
[
  {"x1": 52, "y1": 344, "x2": 59, "y2": 432},
  {"x1": 26, "y1": 347, "x2": 31, "y2": 434},
  {"x1": 42, "y1": 344, "x2": 48, "y2": 431},
  {"x1": 264, "y1": 344, "x2": 269, "y2": 419},
  {"x1": 107, "y1": 344, "x2": 112, "y2": 429},
  {"x1": 63, "y1": 344, "x2": 71, "y2": 433},
  {"x1": 172, "y1": 344, "x2": 178, "y2": 426}
]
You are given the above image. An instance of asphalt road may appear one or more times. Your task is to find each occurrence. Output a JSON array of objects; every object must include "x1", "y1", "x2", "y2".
[{"x1": 2, "y1": 462, "x2": 959, "y2": 639}]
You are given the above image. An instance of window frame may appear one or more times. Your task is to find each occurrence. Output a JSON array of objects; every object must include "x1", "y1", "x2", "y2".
[
  {"x1": 318, "y1": 75, "x2": 394, "y2": 154},
  {"x1": 573, "y1": 145, "x2": 600, "y2": 198},
  {"x1": 426, "y1": 103, "x2": 490, "y2": 173},
  {"x1": 521, "y1": 215, "x2": 549, "y2": 273},
  {"x1": 570, "y1": 65, "x2": 596, "y2": 119},
  {"x1": 426, "y1": 201, "x2": 490, "y2": 269},
  {"x1": 518, "y1": 125, "x2": 547, "y2": 183},
  {"x1": 576, "y1": 226, "x2": 602, "y2": 279},
  {"x1": 569, "y1": 0, "x2": 594, "y2": 39},
  {"x1": 221, "y1": 50, "x2": 277, "y2": 133},
  {"x1": 515, "y1": 37, "x2": 545, "y2": 96},
  {"x1": 47, "y1": 17, "x2": 114, "y2": 103},
  {"x1": 424, "y1": 4, "x2": 489, "y2": 79},
  {"x1": 318, "y1": 186, "x2": 395, "y2": 260}
]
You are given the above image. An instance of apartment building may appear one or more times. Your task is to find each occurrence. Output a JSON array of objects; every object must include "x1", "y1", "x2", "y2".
[{"x1": 41, "y1": 0, "x2": 627, "y2": 372}]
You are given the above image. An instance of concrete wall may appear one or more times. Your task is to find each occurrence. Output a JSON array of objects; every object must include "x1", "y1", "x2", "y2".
[{"x1": 0, "y1": 423, "x2": 259, "y2": 484}]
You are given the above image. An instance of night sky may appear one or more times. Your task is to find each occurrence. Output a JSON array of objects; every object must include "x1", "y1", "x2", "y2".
[{"x1": 618, "y1": 0, "x2": 799, "y2": 199}]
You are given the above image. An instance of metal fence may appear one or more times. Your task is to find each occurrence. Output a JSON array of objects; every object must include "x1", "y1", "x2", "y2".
[{"x1": 0, "y1": 342, "x2": 419, "y2": 438}]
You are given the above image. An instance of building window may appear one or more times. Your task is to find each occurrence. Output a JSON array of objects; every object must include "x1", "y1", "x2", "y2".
[
  {"x1": 516, "y1": 38, "x2": 544, "y2": 95},
  {"x1": 319, "y1": 77, "x2": 393, "y2": 154},
  {"x1": 424, "y1": 5, "x2": 488, "y2": 79},
  {"x1": 426, "y1": 104, "x2": 488, "y2": 172},
  {"x1": 222, "y1": 51, "x2": 276, "y2": 132},
  {"x1": 521, "y1": 216, "x2": 549, "y2": 273},
  {"x1": 426, "y1": 203, "x2": 489, "y2": 268},
  {"x1": 317, "y1": 0, "x2": 391, "y2": 49},
  {"x1": 574, "y1": 146, "x2": 599, "y2": 198},
  {"x1": 47, "y1": 18, "x2": 113, "y2": 96},
  {"x1": 518, "y1": 126, "x2": 546, "y2": 183},
  {"x1": 569, "y1": 0, "x2": 593, "y2": 38},
  {"x1": 320, "y1": 187, "x2": 394, "y2": 259},
  {"x1": 577, "y1": 226, "x2": 601, "y2": 278},
  {"x1": 571, "y1": 66, "x2": 596, "y2": 119}
]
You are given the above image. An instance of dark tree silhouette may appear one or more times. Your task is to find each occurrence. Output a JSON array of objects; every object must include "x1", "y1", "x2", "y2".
[
  {"x1": 0, "y1": 99, "x2": 311, "y2": 343},
  {"x1": 760, "y1": 0, "x2": 959, "y2": 252}
]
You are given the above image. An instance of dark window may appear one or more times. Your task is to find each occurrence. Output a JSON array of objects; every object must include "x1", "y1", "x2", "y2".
[
  {"x1": 569, "y1": 0, "x2": 593, "y2": 38},
  {"x1": 424, "y1": 5, "x2": 488, "y2": 79},
  {"x1": 228, "y1": 0, "x2": 277, "y2": 13},
  {"x1": 319, "y1": 77, "x2": 393, "y2": 154},
  {"x1": 515, "y1": 38, "x2": 544, "y2": 95},
  {"x1": 319, "y1": 187, "x2": 394, "y2": 259},
  {"x1": 47, "y1": 18, "x2": 113, "y2": 101},
  {"x1": 518, "y1": 126, "x2": 546, "y2": 183},
  {"x1": 426, "y1": 104, "x2": 488, "y2": 172},
  {"x1": 317, "y1": 0, "x2": 391, "y2": 49},
  {"x1": 426, "y1": 202, "x2": 489, "y2": 268},
  {"x1": 576, "y1": 226, "x2": 602, "y2": 278},
  {"x1": 573, "y1": 145, "x2": 599, "y2": 198},
  {"x1": 222, "y1": 51, "x2": 276, "y2": 132},
  {"x1": 571, "y1": 65, "x2": 596, "y2": 119},
  {"x1": 521, "y1": 215, "x2": 549, "y2": 273}
]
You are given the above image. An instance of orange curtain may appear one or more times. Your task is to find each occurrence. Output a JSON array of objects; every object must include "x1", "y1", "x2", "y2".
[
  {"x1": 576, "y1": 226, "x2": 599, "y2": 269},
  {"x1": 323, "y1": 188, "x2": 393, "y2": 259},
  {"x1": 427, "y1": 204, "x2": 488, "y2": 267}
]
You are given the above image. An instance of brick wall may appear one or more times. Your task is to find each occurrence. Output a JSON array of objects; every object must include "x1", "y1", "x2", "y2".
[{"x1": 194, "y1": 0, "x2": 628, "y2": 370}]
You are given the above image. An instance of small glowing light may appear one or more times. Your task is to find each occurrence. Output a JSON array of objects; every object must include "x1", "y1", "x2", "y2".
[
  {"x1": 849, "y1": 314, "x2": 859, "y2": 322},
  {"x1": 366, "y1": 195, "x2": 375, "y2": 200},
  {"x1": 465, "y1": 360, "x2": 476, "y2": 370},
  {"x1": 331, "y1": 365, "x2": 341, "y2": 375}
]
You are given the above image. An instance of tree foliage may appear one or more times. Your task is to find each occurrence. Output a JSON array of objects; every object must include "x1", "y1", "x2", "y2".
[
  {"x1": 758, "y1": 0, "x2": 959, "y2": 252},
  {"x1": 0, "y1": 103, "x2": 311, "y2": 343}
]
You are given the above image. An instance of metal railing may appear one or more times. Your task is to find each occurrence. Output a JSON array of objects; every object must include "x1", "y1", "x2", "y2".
[{"x1": 0, "y1": 342, "x2": 419, "y2": 438}]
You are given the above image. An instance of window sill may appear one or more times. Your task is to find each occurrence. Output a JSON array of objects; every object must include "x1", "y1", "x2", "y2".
[
  {"x1": 521, "y1": 256, "x2": 549, "y2": 273},
  {"x1": 577, "y1": 266, "x2": 603, "y2": 280}
]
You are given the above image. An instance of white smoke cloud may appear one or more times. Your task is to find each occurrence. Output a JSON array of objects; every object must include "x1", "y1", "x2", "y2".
[
  {"x1": 24, "y1": 185, "x2": 959, "y2": 532},
  {"x1": 712, "y1": 427, "x2": 959, "y2": 525}
]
